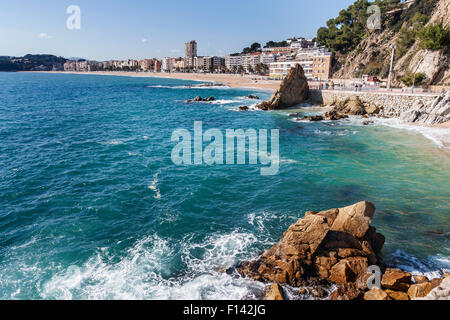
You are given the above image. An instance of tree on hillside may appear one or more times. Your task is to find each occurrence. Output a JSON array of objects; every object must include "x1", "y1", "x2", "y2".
[
  {"x1": 263, "y1": 40, "x2": 288, "y2": 48},
  {"x1": 418, "y1": 22, "x2": 450, "y2": 51},
  {"x1": 242, "y1": 42, "x2": 261, "y2": 54}
]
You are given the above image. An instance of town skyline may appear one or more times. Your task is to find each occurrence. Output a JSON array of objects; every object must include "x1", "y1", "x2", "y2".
[{"x1": 0, "y1": 0, "x2": 356, "y2": 61}]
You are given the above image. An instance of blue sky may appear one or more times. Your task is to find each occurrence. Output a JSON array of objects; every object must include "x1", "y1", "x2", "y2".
[{"x1": 0, "y1": 0, "x2": 356, "y2": 60}]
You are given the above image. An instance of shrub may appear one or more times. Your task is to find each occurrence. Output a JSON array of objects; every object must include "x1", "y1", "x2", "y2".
[
  {"x1": 418, "y1": 23, "x2": 450, "y2": 50},
  {"x1": 399, "y1": 72, "x2": 426, "y2": 86}
]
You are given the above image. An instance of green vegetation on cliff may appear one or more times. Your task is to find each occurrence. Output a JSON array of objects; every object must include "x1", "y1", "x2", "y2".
[
  {"x1": 417, "y1": 22, "x2": 450, "y2": 50},
  {"x1": 314, "y1": 0, "x2": 402, "y2": 54},
  {"x1": 314, "y1": 0, "x2": 449, "y2": 81}
]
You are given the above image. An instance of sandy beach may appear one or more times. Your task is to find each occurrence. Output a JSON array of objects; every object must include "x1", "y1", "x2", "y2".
[{"x1": 35, "y1": 71, "x2": 281, "y2": 92}]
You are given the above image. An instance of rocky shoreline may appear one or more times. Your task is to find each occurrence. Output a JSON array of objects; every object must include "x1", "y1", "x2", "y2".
[
  {"x1": 233, "y1": 201, "x2": 449, "y2": 300},
  {"x1": 305, "y1": 90, "x2": 450, "y2": 126}
]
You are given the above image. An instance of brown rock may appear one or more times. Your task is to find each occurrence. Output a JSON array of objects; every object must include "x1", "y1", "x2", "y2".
[
  {"x1": 305, "y1": 209, "x2": 339, "y2": 226},
  {"x1": 329, "y1": 283, "x2": 363, "y2": 300},
  {"x1": 237, "y1": 201, "x2": 384, "y2": 289},
  {"x1": 315, "y1": 252, "x2": 338, "y2": 279},
  {"x1": 413, "y1": 275, "x2": 429, "y2": 284},
  {"x1": 385, "y1": 289, "x2": 410, "y2": 300},
  {"x1": 381, "y1": 268, "x2": 412, "y2": 292},
  {"x1": 324, "y1": 110, "x2": 349, "y2": 121},
  {"x1": 364, "y1": 288, "x2": 392, "y2": 300},
  {"x1": 319, "y1": 230, "x2": 363, "y2": 252},
  {"x1": 329, "y1": 260, "x2": 356, "y2": 284},
  {"x1": 345, "y1": 96, "x2": 366, "y2": 115},
  {"x1": 430, "y1": 278, "x2": 443, "y2": 290},
  {"x1": 276, "y1": 214, "x2": 331, "y2": 261},
  {"x1": 331, "y1": 201, "x2": 376, "y2": 238},
  {"x1": 310, "y1": 287, "x2": 326, "y2": 299},
  {"x1": 363, "y1": 227, "x2": 385, "y2": 255},
  {"x1": 336, "y1": 248, "x2": 367, "y2": 259},
  {"x1": 263, "y1": 284, "x2": 285, "y2": 300},
  {"x1": 346, "y1": 257, "x2": 369, "y2": 289},
  {"x1": 408, "y1": 282, "x2": 432, "y2": 299},
  {"x1": 297, "y1": 288, "x2": 307, "y2": 295},
  {"x1": 237, "y1": 214, "x2": 331, "y2": 286},
  {"x1": 257, "y1": 64, "x2": 309, "y2": 110},
  {"x1": 304, "y1": 115, "x2": 324, "y2": 122},
  {"x1": 365, "y1": 104, "x2": 380, "y2": 115},
  {"x1": 360, "y1": 240, "x2": 378, "y2": 265},
  {"x1": 333, "y1": 96, "x2": 366, "y2": 116}
]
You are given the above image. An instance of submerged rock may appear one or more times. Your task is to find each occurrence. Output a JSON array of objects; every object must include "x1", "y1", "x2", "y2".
[
  {"x1": 238, "y1": 106, "x2": 249, "y2": 111},
  {"x1": 245, "y1": 94, "x2": 260, "y2": 100},
  {"x1": 257, "y1": 64, "x2": 309, "y2": 110},
  {"x1": 187, "y1": 96, "x2": 215, "y2": 103},
  {"x1": 197, "y1": 82, "x2": 225, "y2": 87}
]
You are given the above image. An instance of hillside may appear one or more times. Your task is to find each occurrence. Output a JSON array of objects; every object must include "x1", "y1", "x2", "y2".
[
  {"x1": 0, "y1": 54, "x2": 67, "y2": 72},
  {"x1": 315, "y1": 0, "x2": 450, "y2": 86}
]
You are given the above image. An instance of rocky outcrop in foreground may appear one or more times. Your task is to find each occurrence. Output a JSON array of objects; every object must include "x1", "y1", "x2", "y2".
[
  {"x1": 236, "y1": 201, "x2": 449, "y2": 300},
  {"x1": 257, "y1": 65, "x2": 309, "y2": 110}
]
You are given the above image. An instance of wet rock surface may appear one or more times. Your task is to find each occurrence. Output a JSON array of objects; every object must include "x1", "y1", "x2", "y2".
[
  {"x1": 186, "y1": 96, "x2": 215, "y2": 103},
  {"x1": 235, "y1": 201, "x2": 448, "y2": 300}
]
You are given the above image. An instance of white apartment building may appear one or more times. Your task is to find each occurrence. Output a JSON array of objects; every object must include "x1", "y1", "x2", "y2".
[
  {"x1": 241, "y1": 53, "x2": 262, "y2": 72},
  {"x1": 162, "y1": 57, "x2": 175, "y2": 72},
  {"x1": 261, "y1": 53, "x2": 277, "y2": 64},
  {"x1": 270, "y1": 61, "x2": 311, "y2": 79},
  {"x1": 225, "y1": 55, "x2": 242, "y2": 70}
]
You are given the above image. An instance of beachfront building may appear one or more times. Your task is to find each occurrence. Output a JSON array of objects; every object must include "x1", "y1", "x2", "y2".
[
  {"x1": 174, "y1": 58, "x2": 185, "y2": 71},
  {"x1": 194, "y1": 56, "x2": 206, "y2": 71},
  {"x1": 261, "y1": 53, "x2": 277, "y2": 65},
  {"x1": 241, "y1": 53, "x2": 262, "y2": 72},
  {"x1": 226, "y1": 52, "x2": 278, "y2": 73},
  {"x1": 185, "y1": 40, "x2": 197, "y2": 58},
  {"x1": 153, "y1": 60, "x2": 162, "y2": 72},
  {"x1": 193, "y1": 56, "x2": 225, "y2": 72},
  {"x1": 261, "y1": 46, "x2": 291, "y2": 54},
  {"x1": 311, "y1": 54, "x2": 332, "y2": 80},
  {"x1": 211, "y1": 56, "x2": 225, "y2": 72},
  {"x1": 269, "y1": 47, "x2": 332, "y2": 80},
  {"x1": 225, "y1": 55, "x2": 242, "y2": 71},
  {"x1": 140, "y1": 59, "x2": 153, "y2": 71},
  {"x1": 270, "y1": 61, "x2": 310, "y2": 79},
  {"x1": 162, "y1": 57, "x2": 176, "y2": 72},
  {"x1": 140, "y1": 58, "x2": 162, "y2": 72},
  {"x1": 64, "y1": 61, "x2": 77, "y2": 71},
  {"x1": 185, "y1": 40, "x2": 197, "y2": 69}
]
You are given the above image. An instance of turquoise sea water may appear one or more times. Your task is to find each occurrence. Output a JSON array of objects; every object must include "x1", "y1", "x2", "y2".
[{"x1": 0, "y1": 72, "x2": 449, "y2": 299}]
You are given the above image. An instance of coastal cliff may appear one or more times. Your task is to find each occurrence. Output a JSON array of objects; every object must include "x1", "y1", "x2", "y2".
[
  {"x1": 317, "y1": 0, "x2": 450, "y2": 86},
  {"x1": 236, "y1": 201, "x2": 449, "y2": 300}
]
